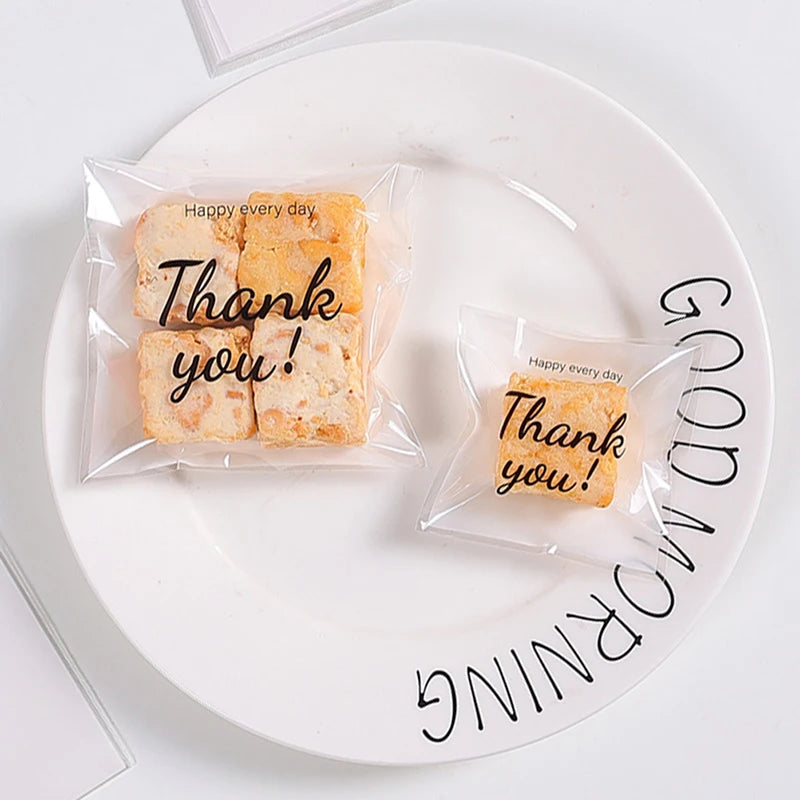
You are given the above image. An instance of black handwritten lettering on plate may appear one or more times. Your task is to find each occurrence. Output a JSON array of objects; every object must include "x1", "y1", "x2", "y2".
[
  {"x1": 669, "y1": 441, "x2": 740, "y2": 486},
  {"x1": 678, "y1": 386, "x2": 746, "y2": 430},
  {"x1": 416, "y1": 670, "x2": 457, "y2": 744},
  {"x1": 661, "y1": 505, "x2": 716, "y2": 535},
  {"x1": 613, "y1": 566, "x2": 676, "y2": 619},
  {"x1": 656, "y1": 535, "x2": 696, "y2": 574},
  {"x1": 155, "y1": 257, "x2": 340, "y2": 404},
  {"x1": 414, "y1": 275, "x2": 746, "y2": 743},
  {"x1": 415, "y1": 627, "x2": 593, "y2": 740},
  {"x1": 659, "y1": 277, "x2": 731, "y2": 325},
  {"x1": 528, "y1": 626, "x2": 594, "y2": 700},
  {"x1": 676, "y1": 329, "x2": 744, "y2": 373},
  {"x1": 566, "y1": 595, "x2": 643, "y2": 662},
  {"x1": 466, "y1": 658, "x2": 518, "y2": 731}
]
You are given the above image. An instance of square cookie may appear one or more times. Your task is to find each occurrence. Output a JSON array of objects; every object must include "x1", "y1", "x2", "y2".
[
  {"x1": 250, "y1": 313, "x2": 367, "y2": 447},
  {"x1": 496, "y1": 374, "x2": 628, "y2": 507},
  {"x1": 133, "y1": 203, "x2": 243, "y2": 324},
  {"x1": 138, "y1": 326, "x2": 255, "y2": 443},
  {"x1": 238, "y1": 192, "x2": 367, "y2": 316}
]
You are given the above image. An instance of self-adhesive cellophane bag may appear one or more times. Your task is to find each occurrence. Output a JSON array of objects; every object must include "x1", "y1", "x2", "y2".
[
  {"x1": 81, "y1": 159, "x2": 423, "y2": 479},
  {"x1": 418, "y1": 306, "x2": 702, "y2": 574}
]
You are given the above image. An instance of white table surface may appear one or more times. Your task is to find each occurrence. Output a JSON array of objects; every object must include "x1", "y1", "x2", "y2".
[{"x1": 1, "y1": 1, "x2": 797, "y2": 797}]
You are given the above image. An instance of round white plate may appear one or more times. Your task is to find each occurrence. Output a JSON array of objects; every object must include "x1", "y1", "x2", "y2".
[{"x1": 44, "y1": 42, "x2": 773, "y2": 764}]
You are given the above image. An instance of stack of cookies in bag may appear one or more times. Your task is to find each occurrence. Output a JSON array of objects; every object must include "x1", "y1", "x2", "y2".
[{"x1": 134, "y1": 193, "x2": 368, "y2": 447}]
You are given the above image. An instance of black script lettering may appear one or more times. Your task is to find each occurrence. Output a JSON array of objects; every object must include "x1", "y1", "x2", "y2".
[
  {"x1": 221, "y1": 287, "x2": 257, "y2": 321},
  {"x1": 614, "y1": 566, "x2": 675, "y2": 619},
  {"x1": 566, "y1": 594, "x2": 643, "y2": 662},
  {"x1": 501, "y1": 392, "x2": 627, "y2": 458},
  {"x1": 158, "y1": 257, "x2": 343, "y2": 326},
  {"x1": 496, "y1": 459, "x2": 577, "y2": 496},
  {"x1": 499, "y1": 391, "x2": 536, "y2": 439},
  {"x1": 656, "y1": 535, "x2": 695, "y2": 574},
  {"x1": 661, "y1": 505, "x2": 715, "y2": 535},
  {"x1": 678, "y1": 385, "x2": 747, "y2": 430},
  {"x1": 669, "y1": 440, "x2": 739, "y2": 486},
  {"x1": 186, "y1": 259, "x2": 218, "y2": 322},
  {"x1": 171, "y1": 352, "x2": 202, "y2": 403},
  {"x1": 518, "y1": 396, "x2": 548, "y2": 440},
  {"x1": 416, "y1": 669, "x2": 457, "y2": 744},
  {"x1": 252, "y1": 290, "x2": 296, "y2": 320},
  {"x1": 205, "y1": 346, "x2": 231, "y2": 381},
  {"x1": 676, "y1": 329, "x2": 744, "y2": 373},
  {"x1": 509, "y1": 648, "x2": 543, "y2": 713},
  {"x1": 529, "y1": 625, "x2": 593, "y2": 702},
  {"x1": 659, "y1": 277, "x2": 732, "y2": 326},
  {"x1": 238, "y1": 355, "x2": 276, "y2": 383},
  {"x1": 496, "y1": 460, "x2": 523, "y2": 495},
  {"x1": 295, "y1": 258, "x2": 342, "y2": 321},
  {"x1": 598, "y1": 413, "x2": 627, "y2": 458},
  {"x1": 157, "y1": 259, "x2": 205, "y2": 326},
  {"x1": 466, "y1": 659, "x2": 518, "y2": 732},
  {"x1": 170, "y1": 347, "x2": 276, "y2": 403}
]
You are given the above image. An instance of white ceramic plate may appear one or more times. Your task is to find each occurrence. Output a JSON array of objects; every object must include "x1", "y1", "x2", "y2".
[{"x1": 44, "y1": 42, "x2": 773, "y2": 764}]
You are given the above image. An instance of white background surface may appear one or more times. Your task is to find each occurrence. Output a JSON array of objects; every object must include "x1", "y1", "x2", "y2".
[
  {"x1": 0, "y1": 551, "x2": 127, "y2": 799},
  {"x1": 0, "y1": 0, "x2": 797, "y2": 797}
]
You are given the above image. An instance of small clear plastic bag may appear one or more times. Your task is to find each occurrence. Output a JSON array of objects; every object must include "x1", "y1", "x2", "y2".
[
  {"x1": 82, "y1": 159, "x2": 423, "y2": 479},
  {"x1": 419, "y1": 306, "x2": 702, "y2": 573},
  {"x1": 183, "y1": 0, "x2": 416, "y2": 76}
]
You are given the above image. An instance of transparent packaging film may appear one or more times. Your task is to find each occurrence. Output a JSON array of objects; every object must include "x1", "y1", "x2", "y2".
[
  {"x1": 183, "y1": 0, "x2": 415, "y2": 75},
  {"x1": 82, "y1": 159, "x2": 423, "y2": 479},
  {"x1": 0, "y1": 532, "x2": 133, "y2": 798},
  {"x1": 419, "y1": 306, "x2": 702, "y2": 573}
]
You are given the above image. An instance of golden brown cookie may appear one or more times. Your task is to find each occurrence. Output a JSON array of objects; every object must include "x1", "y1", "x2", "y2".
[
  {"x1": 496, "y1": 374, "x2": 628, "y2": 507},
  {"x1": 238, "y1": 192, "x2": 366, "y2": 316},
  {"x1": 250, "y1": 313, "x2": 367, "y2": 447},
  {"x1": 138, "y1": 327, "x2": 255, "y2": 443},
  {"x1": 133, "y1": 203, "x2": 243, "y2": 324}
]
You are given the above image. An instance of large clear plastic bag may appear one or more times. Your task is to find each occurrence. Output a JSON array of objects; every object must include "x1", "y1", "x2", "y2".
[
  {"x1": 419, "y1": 306, "x2": 702, "y2": 573},
  {"x1": 81, "y1": 159, "x2": 423, "y2": 479}
]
